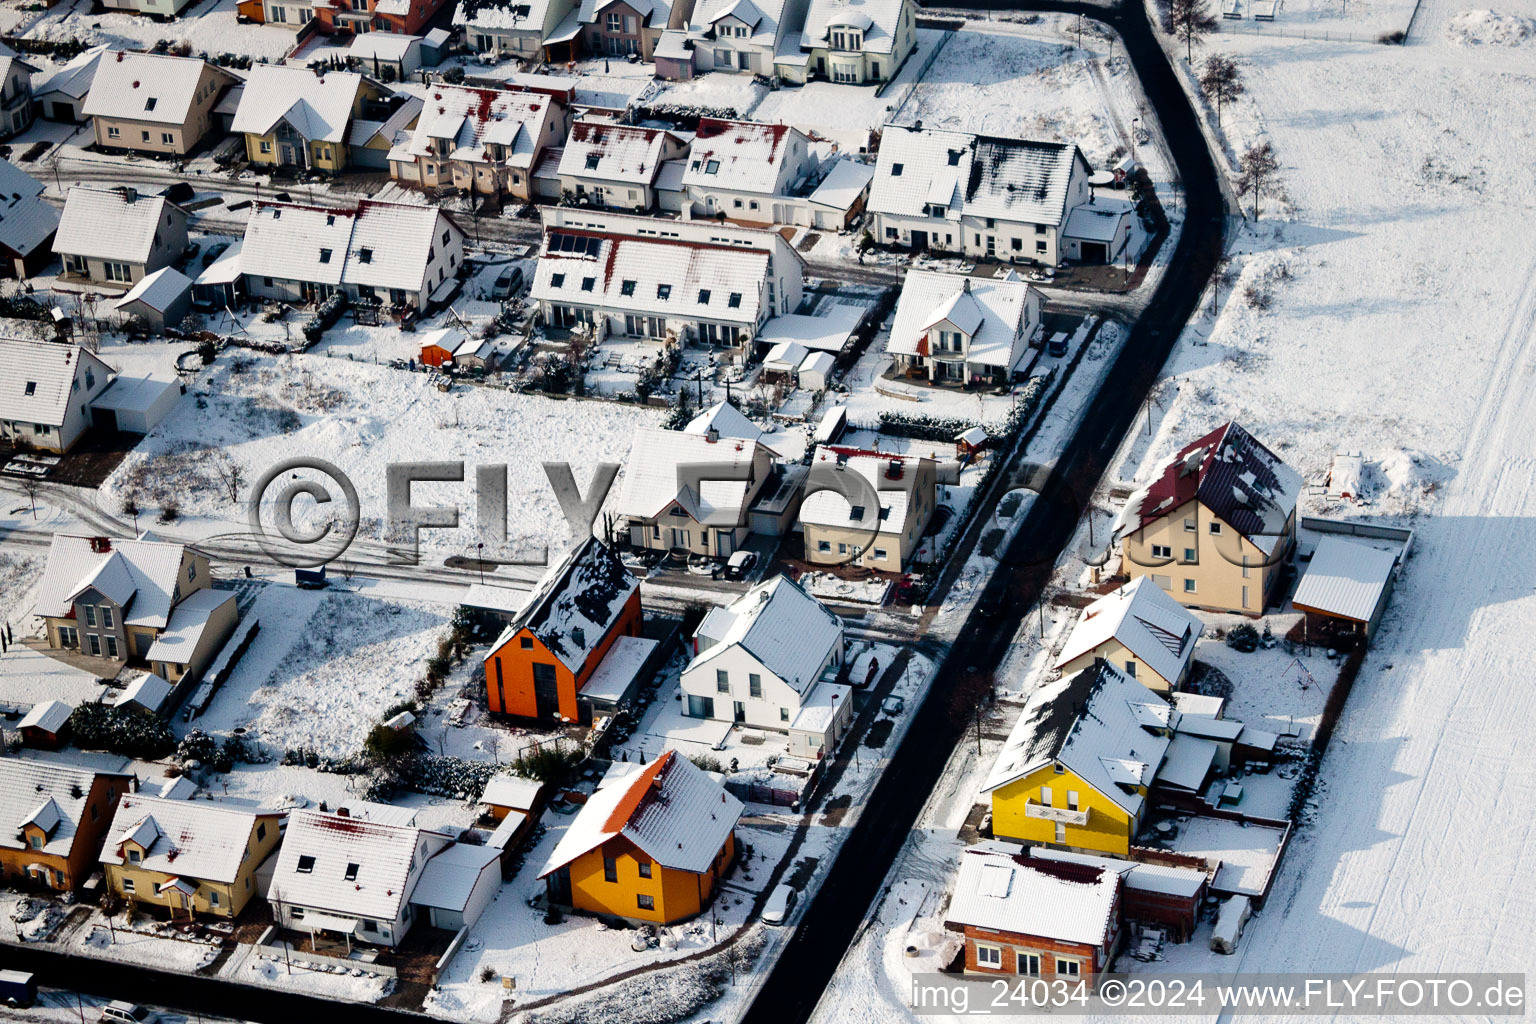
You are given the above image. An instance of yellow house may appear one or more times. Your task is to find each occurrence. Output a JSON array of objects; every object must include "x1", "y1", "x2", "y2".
[
  {"x1": 800, "y1": 446, "x2": 937, "y2": 573},
  {"x1": 230, "y1": 65, "x2": 387, "y2": 175},
  {"x1": 1117, "y1": 422, "x2": 1300, "y2": 616},
  {"x1": 1055, "y1": 576, "x2": 1203, "y2": 694},
  {"x1": 539, "y1": 751, "x2": 741, "y2": 925},
  {"x1": 83, "y1": 52, "x2": 238, "y2": 157},
  {"x1": 101, "y1": 795, "x2": 282, "y2": 919},
  {"x1": 982, "y1": 661, "x2": 1173, "y2": 857}
]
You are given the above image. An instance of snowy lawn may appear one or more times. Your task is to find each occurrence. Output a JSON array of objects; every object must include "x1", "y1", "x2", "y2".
[
  {"x1": 0, "y1": 644, "x2": 114, "y2": 709},
  {"x1": 27, "y1": 0, "x2": 300, "y2": 60},
  {"x1": 1188, "y1": 624, "x2": 1336, "y2": 739},
  {"x1": 79, "y1": 920, "x2": 221, "y2": 972},
  {"x1": 220, "y1": 941, "x2": 395, "y2": 1002}
]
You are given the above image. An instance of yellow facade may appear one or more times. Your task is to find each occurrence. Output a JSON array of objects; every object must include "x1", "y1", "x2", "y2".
[
  {"x1": 990, "y1": 764, "x2": 1141, "y2": 857},
  {"x1": 564, "y1": 833, "x2": 735, "y2": 925},
  {"x1": 1121, "y1": 499, "x2": 1292, "y2": 616},
  {"x1": 105, "y1": 814, "x2": 280, "y2": 919},
  {"x1": 1058, "y1": 638, "x2": 1176, "y2": 693}
]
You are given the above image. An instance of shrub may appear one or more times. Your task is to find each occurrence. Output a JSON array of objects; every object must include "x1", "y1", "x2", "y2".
[
  {"x1": 68, "y1": 704, "x2": 175, "y2": 760},
  {"x1": 687, "y1": 753, "x2": 725, "y2": 773},
  {"x1": 197, "y1": 339, "x2": 216, "y2": 365},
  {"x1": 301, "y1": 292, "x2": 348, "y2": 344},
  {"x1": 511, "y1": 743, "x2": 584, "y2": 786},
  {"x1": 157, "y1": 500, "x2": 180, "y2": 523},
  {"x1": 364, "y1": 724, "x2": 415, "y2": 762},
  {"x1": 1225, "y1": 623, "x2": 1261, "y2": 652},
  {"x1": 1378, "y1": 29, "x2": 1405, "y2": 43}
]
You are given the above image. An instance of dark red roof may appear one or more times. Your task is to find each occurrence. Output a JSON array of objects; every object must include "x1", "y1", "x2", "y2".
[{"x1": 1133, "y1": 422, "x2": 1300, "y2": 547}]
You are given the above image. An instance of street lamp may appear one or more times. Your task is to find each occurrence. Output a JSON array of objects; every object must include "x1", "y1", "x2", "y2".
[{"x1": 477, "y1": 542, "x2": 486, "y2": 585}]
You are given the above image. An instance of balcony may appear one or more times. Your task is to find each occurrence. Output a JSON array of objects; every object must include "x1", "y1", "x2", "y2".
[{"x1": 1023, "y1": 800, "x2": 1088, "y2": 826}]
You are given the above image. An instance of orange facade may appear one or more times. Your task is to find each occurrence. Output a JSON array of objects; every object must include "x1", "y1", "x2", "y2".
[
  {"x1": 0, "y1": 774, "x2": 128, "y2": 891},
  {"x1": 312, "y1": 0, "x2": 447, "y2": 37},
  {"x1": 564, "y1": 831, "x2": 735, "y2": 925},
  {"x1": 420, "y1": 342, "x2": 453, "y2": 368},
  {"x1": 484, "y1": 590, "x2": 643, "y2": 721}
]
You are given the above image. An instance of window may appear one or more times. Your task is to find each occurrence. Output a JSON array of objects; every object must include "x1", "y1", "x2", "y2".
[
  {"x1": 733, "y1": 199, "x2": 743, "y2": 209},
  {"x1": 780, "y1": 707, "x2": 789, "y2": 722},
  {"x1": 620, "y1": 279, "x2": 636, "y2": 296},
  {"x1": 108, "y1": 126, "x2": 121, "y2": 139},
  {"x1": 706, "y1": 159, "x2": 720, "y2": 174},
  {"x1": 1036, "y1": 240, "x2": 1047, "y2": 253},
  {"x1": 1242, "y1": 585, "x2": 1251, "y2": 608},
  {"x1": 1067, "y1": 791, "x2": 1079, "y2": 810},
  {"x1": 1055, "y1": 821, "x2": 1066, "y2": 843},
  {"x1": 656, "y1": 284, "x2": 672, "y2": 300},
  {"x1": 257, "y1": 822, "x2": 267, "y2": 841},
  {"x1": 296, "y1": 855, "x2": 316, "y2": 874},
  {"x1": 319, "y1": 248, "x2": 332, "y2": 264},
  {"x1": 1056, "y1": 958, "x2": 1081, "y2": 977},
  {"x1": 127, "y1": 848, "x2": 142, "y2": 864},
  {"x1": 873, "y1": 547, "x2": 888, "y2": 560},
  {"x1": 603, "y1": 854, "x2": 619, "y2": 882},
  {"x1": 1183, "y1": 578, "x2": 1197, "y2": 593},
  {"x1": 1184, "y1": 517, "x2": 1196, "y2": 532},
  {"x1": 187, "y1": 562, "x2": 196, "y2": 583},
  {"x1": 291, "y1": 907, "x2": 305, "y2": 920},
  {"x1": 975, "y1": 944, "x2": 1003, "y2": 969},
  {"x1": 1039, "y1": 787, "x2": 1052, "y2": 806},
  {"x1": 88, "y1": 635, "x2": 101, "y2": 656},
  {"x1": 141, "y1": 130, "x2": 150, "y2": 142},
  {"x1": 360, "y1": 918, "x2": 377, "y2": 932},
  {"x1": 817, "y1": 540, "x2": 831, "y2": 552},
  {"x1": 716, "y1": 669, "x2": 729, "y2": 693},
  {"x1": 122, "y1": 878, "x2": 136, "y2": 893},
  {"x1": 885, "y1": 226, "x2": 897, "y2": 239},
  {"x1": 1241, "y1": 556, "x2": 1251, "y2": 578},
  {"x1": 344, "y1": 863, "x2": 359, "y2": 881},
  {"x1": 714, "y1": 47, "x2": 731, "y2": 65},
  {"x1": 606, "y1": 12, "x2": 621, "y2": 30},
  {"x1": 550, "y1": 273, "x2": 565, "y2": 287},
  {"x1": 698, "y1": 288, "x2": 711, "y2": 304},
  {"x1": 1150, "y1": 544, "x2": 1172, "y2": 559},
  {"x1": 83, "y1": 606, "x2": 96, "y2": 627},
  {"x1": 585, "y1": 153, "x2": 601, "y2": 170},
  {"x1": 357, "y1": 248, "x2": 374, "y2": 264},
  {"x1": 748, "y1": 674, "x2": 762, "y2": 698},
  {"x1": 1012, "y1": 238, "x2": 1023, "y2": 251},
  {"x1": 637, "y1": 893, "x2": 655, "y2": 911},
  {"x1": 210, "y1": 890, "x2": 221, "y2": 907},
  {"x1": 637, "y1": 860, "x2": 652, "y2": 878},
  {"x1": 1182, "y1": 548, "x2": 1197, "y2": 563},
  {"x1": 727, "y1": 292, "x2": 742, "y2": 308},
  {"x1": 1019, "y1": 953, "x2": 1041, "y2": 975},
  {"x1": 161, "y1": 132, "x2": 174, "y2": 145},
  {"x1": 890, "y1": 163, "x2": 903, "y2": 176},
  {"x1": 687, "y1": 694, "x2": 715, "y2": 717},
  {"x1": 29, "y1": 834, "x2": 42, "y2": 849},
  {"x1": 1124, "y1": 660, "x2": 1137, "y2": 677},
  {"x1": 105, "y1": 637, "x2": 118, "y2": 658},
  {"x1": 1209, "y1": 522, "x2": 1222, "y2": 534}
]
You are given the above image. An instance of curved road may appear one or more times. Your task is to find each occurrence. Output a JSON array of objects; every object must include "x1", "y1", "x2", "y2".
[{"x1": 741, "y1": 1, "x2": 1226, "y2": 1022}]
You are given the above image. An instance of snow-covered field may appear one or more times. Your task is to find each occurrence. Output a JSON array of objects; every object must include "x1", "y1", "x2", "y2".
[{"x1": 23, "y1": 0, "x2": 299, "y2": 60}]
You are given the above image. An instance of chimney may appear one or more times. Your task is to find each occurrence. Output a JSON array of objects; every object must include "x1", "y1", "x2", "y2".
[
  {"x1": 962, "y1": 277, "x2": 971, "y2": 293},
  {"x1": 336, "y1": 805, "x2": 350, "y2": 817},
  {"x1": 89, "y1": 536, "x2": 112, "y2": 553},
  {"x1": 886, "y1": 458, "x2": 904, "y2": 480},
  {"x1": 705, "y1": 427, "x2": 719, "y2": 443}
]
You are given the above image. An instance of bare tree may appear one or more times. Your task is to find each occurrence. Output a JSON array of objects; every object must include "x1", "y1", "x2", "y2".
[
  {"x1": 1199, "y1": 54, "x2": 1245, "y2": 126},
  {"x1": 213, "y1": 456, "x2": 243, "y2": 505},
  {"x1": 17, "y1": 477, "x2": 40, "y2": 520},
  {"x1": 1236, "y1": 141, "x2": 1281, "y2": 219},
  {"x1": 1169, "y1": 0, "x2": 1218, "y2": 62}
]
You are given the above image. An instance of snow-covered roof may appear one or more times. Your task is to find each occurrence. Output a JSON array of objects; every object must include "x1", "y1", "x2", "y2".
[
  {"x1": 0, "y1": 341, "x2": 111, "y2": 429},
  {"x1": 887, "y1": 270, "x2": 1037, "y2": 370},
  {"x1": 272, "y1": 809, "x2": 447, "y2": 921},
  {"x1": 114, "y1": 267, "x2": 193, "y2": 314},
  {"x1": 144, "y1": 588, "x2": 235, "y2": 665},
  {"x1": 411, "y1": 842, "x2": 499, "y2": 912},
  {"x1": 194, "y1": 240, "x2": 244, "y2": 286},
  {"x1": 763, "y1": 339, "x2": 808, "y2": 369},
  {"x1": 577, "y1": 0, "x2": 675, "y2": 28},
  {"x1": 680, "y1": 119, "x2": 805, "y2": 196},
  {"x1": 945, "y1": 844, "x2": 1120, "y2": 948},
  {"x1": 807, "y1": 158, "x2": 875, "y2": 212},
  {"x1": 240, "y1": 200, "x2": 457, "y2": 295},
  {"x1": 34, "y1": 45, "x2": 104, "y2": 101},
  {"x1": 82, "y1": 51, "x2": 230, "y2": 126},
  {"x1": 454, "y1": 0, "x2": 563, "y2": 32},
  {"x1": 91, "y1": 376, "x2": 179, "y2": 415},
  {"x1": 558, "y1": 122, "x2": 682, "y2": 186},
  {"x1": 114, "y1": 672, "x2": 174, "y2": 714},
  {"x1": 653, "y1": 28, "x2": 692, "y2": 59},
  {"x1": 33, "y1": 534, "x2": 193, "y2": 628},
  {"x1": 618, "y1": 426, "x2": 771, "y2": 526},
  {"x1": 757, "y1": 303, "x2": 863, "y2": 353},
  {"x1": 801, "y1": 0, "x2": 906, "y2": 54},
  {"x1": 347, "y1": 31, "x2": 422, "y2": 60},
  {"x1": 17, "y1": 699, "x2": 71, "y2": 734},
  {"x1": 1027, "y1": 844, "x2": 1207, "y2": 899},
  {"x1": 406, "y1": 84, "x2": 557, "y2": 169},
  {"x1": 231, "y1": 66, "x2": 369, "y2": 144},
  {"x1": 0, "y1": 159, "x2": 59, "y2": 259},
  {"x1": 981, "y1": 661, "x2": 1173, "y2": 819},
  {"x1": 869, "y1": 125, "x2": 1087, "y2": 228},
  {"x1": 480, "y1": 774, "x2": 544, "y2": 811},
  {"x1": 684, "y1": 401, "x2": 762, "y2": 442},
  {"x1": 1156, "y1": 732, "x2": 1217, "y2": 792},
  {"x1": 539, "y1": 751, "x2": 742, "y2": 877},
  {"x1": 460, "y1": 582, "x2": 524, "y2": 614},
  {"x1": 487, "y1": 537, "x2": 638, "y2": 676},
  {"x1": 1291, "y1": 535, "x2": 1401, "y2": 623},
  {"x1": 101, "y1": 794, "x2": 278, "y2": 883},
  {"x1": 689, "y1": 574, "x2": 843, "y2": 693},
  {"x1": 1063, "y1": 198, "x2": 1133, "y2": 244},
  {"x1": 799, "y1": 445, "x2": 931, "y2": 536},
  {"x1": 1055, "y1": 576, "x2": 1203, "y2": 684},
  {"x1": 579, "y1": 634, "x2": 657, "y2": 705},
  {"x1": 54, "y1": 187, "x2": 182, "y2": 265},
  {"x1": 0, "y1": 757, "x2": 127, "y2": 857}
]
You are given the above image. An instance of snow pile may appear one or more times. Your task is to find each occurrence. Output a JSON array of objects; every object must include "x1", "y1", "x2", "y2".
[{"x1": 1446, "y1": 9, "x2": 1535, "y2": 45}]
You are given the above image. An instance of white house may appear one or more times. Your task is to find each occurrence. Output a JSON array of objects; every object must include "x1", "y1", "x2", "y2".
[
  {"x1": 0, "y1": 340, "x2": 114, "y2": 453},
  {"x1": 456, "y1": 0, "x2": 580, "y2": 61},
  {"x1": 868, "y1": 125, "x2": 1092, "y2": 267},
  {"x1": 53, "y1": 187, "x2": 189, "y2": 289},
  {"x1": 680, "y1": 118, "x2": 814, "y2": 225},
  {"x1": 799, "y1": 444, "x2": 937, "y2": 573},
  {"x1": 617, "y1": 424, "x2": 777, "y2": 557},
  {"x1": 556, "y1": 122, "x2": 691, "y2": 211},
  {"x1": 239, "y1": 199, "x2": 465, "y2": 310},
  {"x1": 0, "y1": 49, "x2": 38, "y2": 139},
  {"x1": 789, "y1": 0, "x2": 915, "y2": 84},
  {"x1": 681, "y1": 574, "x2": 851, "y2": 758},
  {"x1": 886, "y1": 270, "x2": 1042, "y2": 385},
  {"x1": 1054, "y1": 576, "x2": 1204, "y2": 693},
  {"x1": 657, "y1": 0, "x2": 802, "y2": 80}
]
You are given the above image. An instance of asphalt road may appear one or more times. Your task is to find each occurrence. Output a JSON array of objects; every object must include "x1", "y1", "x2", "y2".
[{"x1": 739, "y1": 1, "x2": 1227, "y2": 1022}]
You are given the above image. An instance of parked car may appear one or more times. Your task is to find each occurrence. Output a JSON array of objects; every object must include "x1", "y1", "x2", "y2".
[
  {"x1": 881, "y1": 695, "x2": 905, "y2": 716},
  {"x1": 202, "y1": 241, "x2": 229, "y2": 267},
  {"x1": 1047, "y1": 331, "x2": 1070, "y2": 357},
  {"x1": 100, "y1": 1003, "x2": 159, "y2": 1024},
  {"x1": 762, "y1": 884, "x2": 797, "y2": 925},
  {"x1": 0, "y1": 970, "x2": 36, "y2": 1008},
  {"x1": 491, "y1": 267, "x2": 524, "y2": 300},
  {"x1": 724, "y1": 550, "x2": 757, "y2": 580}
]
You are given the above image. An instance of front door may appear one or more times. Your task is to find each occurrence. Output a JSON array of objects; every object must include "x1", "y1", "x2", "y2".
[
  {"x1": 716, "y1": 532, "x2": 734, "y2": 556},
  {"x1": 733, "y1": 701, "x2": 746, "y2": 723},
  {"x1": 986, "y1": 235, "x2": 996, "y2": 258},
  {"x1": 737, "y1": 51, "x2": 750, "y2": 70},
  {"x1": 532, "y1": 662, "x2": 560, "y2": 719},
  {"x1": 911, "y1": 230, "x2": 928, "y2": 251}
]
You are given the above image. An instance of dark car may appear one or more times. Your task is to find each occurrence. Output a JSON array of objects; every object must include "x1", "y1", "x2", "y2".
[{"x1": 724, "y1": 550, "x2": 757, "y2": 580}]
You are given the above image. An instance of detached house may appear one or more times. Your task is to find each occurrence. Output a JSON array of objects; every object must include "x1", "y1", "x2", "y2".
[
  {"x1": 261, "y1": 0, "x2": 452, "y2": 35},
  {"x1": 556, "y1": 122, "x2": 690, "y2": 211},
  {"x1": 575, "y1": 0, "x2": 693, "y2": 60},
  {"x1": 886, "y1": 270, "x2": 1041, "y2": 386},
  {"x1": 391, "y1": 83, "x2": 567, "y2": 200},
  {"x1": 868, "y1": 125, "x2": 1093, "y2": 266},
  {"x1": 982, "y1": 661, "x2": 1173, "y2": 856},
  {"x1": 1055, "y1": 576, "x2": 1203, "y2": 693},
  {"x1": 0, "y1": 758, "x2": 132, "y2": 891},
  {"x1": 0, "y1": 340, "x2": 113, "y2": 453},
  {"x1": 682, "y1": 575, "x2": 852, "y2": 758},
  {"x1": 456, "y1": 0, "x2": 581, "y2": 61},
  {"x1": 1116, "y1": 422, "x2": 1300, "y2": 615},
  {"x1": 800, "y1": 444, "x2": 936, "y2": 573},
  {"x1": 54, "y1": 187, "x2": 188, "y2": 289},
  {"x1": 539, "y1": 752, "x2": 741, "y2": 924},
  {"x1": 231, "y1": 66, "x2": 388, "y2": 174},
  {"x1": 617, "y1": 425, "x2": 777, "y2": 558},
  {"x1": 101, "y1": 795, "x2": 283, "y2": 919},
  {"x1": 239, "y1": 199, "x2": 464, "y2": 311},
  {"x1": 657, "y1": 0, "x2": 799, "y2": 80},
  {"x1": 791, "y1": 0, "x2": 915, "y2": 84},
  {"x1": 84, "y1": 52, "x2": 237, "y2": 157},
  {"x1": 0, "y1": 48, "x2": 38, "y2": 138},
  {"x1": 680, "y1": 119, "x2": 814, "y2": 225},
  {"x1": 482, "y1": 537, "x2": 642, "y2": 722}
]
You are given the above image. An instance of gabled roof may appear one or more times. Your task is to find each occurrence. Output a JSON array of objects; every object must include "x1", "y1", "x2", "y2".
[
  {"x1": 101, "y1": 795, "x2": 279, "y2": 883},
  {"x1": 54, "y1": 187, "x2": 183, "y2": 265},
  {"x1": 230, "y1": 66, "x2": 370, "y2": 144},
  {"x1": 113, "y1": 672, "x2": 174, "y2": 714},
  {"x1": 18, "y1": 699, "x2": 72, "y2": 734},
  {"x1": 32, "y1": 534, "x2": 193, "y2": 629},
  {"x1": 486, "y1": 537, "x2": 638, "y2": 676},
  {"x1": 617, "y1": 426, "x2": 770, "y2": 526},
  {"x1": 240, "y1": 200, "x2": 458, "y2": 294},
  {"x1": 0, "y1": 159, "x2": 59, "y2": 258},
  {"x1": 799, "y1": 445, "x2": 932, "y2": 535},
  {"x1": 1291, "y1": 535, "x2": 1401, "y2": 623},
  {"x1": 82, "y1": 52, "x2": 231, "y2": 126},
  {"x1": 576, "y1": 0, "x2": 675, "y2": 27},
  {"x1": 1056, "y1": 576, "x2": 1203, "y2": 684},
  {"x1": 945, "y1": 843, "x2": 1121, "y2": 948},
  {"x1": 144, "y1": 589, "x2": 236, "y2": 665},
  {"x1": 557, "y1": 122, "x2": 683, "y2": 186},
  {"x1": 688, "y1": 574, "x2": 842, "y2": 693},
  {"x1": 406, "y1": 84, "x2": 557, "y2": 169},
  {"x1": 272, "y1": 809, "x2": 448, "y2": 921},
  {"x1": 0, "y1": 341, "x2": 112, "y2": 429},
  {"x1": 0, "y1": 757, "x2": 129, "y2": 857},
  {"x1": 114, "y1": 266, "x2": 193, "y2": 314},
  {"x1": 539, "y1": 752, "x2": 742, "y2": 878},
  {"x1": 412, "y1": 842, "x2": 500, "y2": 912},
  {"x1": 34, "y1": 45, "x2": 104, "y2": 102},
  {"x1": 981, "y1": 661, "x2": 1174, "y2": 819},
  {"x1": 683, "y1": 401, "x2": 762, "y2": 442},
  {"x1": 1122, "y1": 422, "x2": 1301, "y2": 557},
  {"x1": 480, "y1": 774, "x2": 543, "y2": 811},
  {"x1": 454, "y1": 0, "x2": 565, "y2": 31},
  {"x1": 680, "y1": 119, "x2": 805, "y2": 197},
  {"x1": 801, "y1": 0, "x2": 907, "y2": 54},
  {"x1": 887, "y1": 270, "x2": 1038, "y2": 370}
]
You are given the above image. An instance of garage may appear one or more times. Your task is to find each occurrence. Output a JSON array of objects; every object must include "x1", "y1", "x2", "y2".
[
  {"x1": 90, "y1": 377, "x2": 183, "y2": 435},
  {"x1": 1063, "y1": 199, "x2": 1135, "y2": 265},
  {"x1": 1080, "y1": 241, "x2": 1109, "y2": 263}
]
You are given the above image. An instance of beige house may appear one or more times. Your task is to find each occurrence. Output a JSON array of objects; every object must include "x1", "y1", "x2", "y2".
[
  {"x1": 102, "y1": 795, "x2": 283, "y2": 919},
  {"x1": 83, "y1": 52, "x2": 237, "y2": 156},
  {"x1": 390, "y1": 83, "x2": 567, "y2": 200},
  {"x1": 617, "y1": 424, "x2": 777, "y2": 558},
  {"x1": 793, "y1": 0, "x2": 917, "y2": 84},
  {"x1": 1117, "y1": 422, "x2": 1301, "y2": 616},
  {"x1": 799, "y1": 445, "x2": 936, "y2": 573},
  {"x1": 54, "y1": 187, "x2": 189, "y2": 290},
  {"x1": 1055, "y1": 576, "x2": 1203, "y2": 693},
  {"x1": 231, "y1": 66, "x2": 389, "y2": 175}
]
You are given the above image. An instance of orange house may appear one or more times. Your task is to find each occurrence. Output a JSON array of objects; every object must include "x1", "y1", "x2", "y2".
[
  {"x1": 0, "y1": 758, "x2": 132, "y2": 892},
  {"x1": 483, "y1": 537, "x2": 641, "y2": 722},
  {"x1": 539, "y1": 751, "x2": 742, "y2": 924}
]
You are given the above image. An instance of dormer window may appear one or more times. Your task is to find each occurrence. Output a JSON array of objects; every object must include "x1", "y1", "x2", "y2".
[
  {"x1": 145, "y1": 97, "x2": 157, "y2": 111},
  {"x1": 890, "y1": 163, "x2": 903, "y2": 176},
  {"x1": 581, "y1": 276, "x2": 595, "y2": 291},
  {"x1": 620, "y1": 280, "x2": 636, "y2": 296},
  {"x1": 127, "y1": 847, "x2": 141, "y2": 864},
  {"x1": 24, "y1": 381, "x2": 34, "y2": 395},
  {"x1": 657, "y1": 284, "x2": 672, "y2": 300},
  {"x1": 296, "y1": 855, "x2": 316, "y2": 873},
  {"x1": 947, "y1": 150, "x2": 962, "y2": 166},
  {"x1": 705, "y1": 159, "x2": 720, "y2": 174},
  {"x1": 358, "y1": 248, "x2": 373, "y2": 263},
  {"x1": 551, "y1": 273, "x2": 565, "y2": 287},
  {"x1": 319, "y1": 248, "x2": 332, "y2": 264},
  {"x1": 727, "y1": 292, "x2": 742, "y2": 308},
  {"x1": 344, "y1": 862, "x2": 359, "y2": 881},
  {"x1": 585, "y1": 153, "x2": 600, "y2": 170},
  {"x1": 698, "y1": 288, "x2": 711, "y2": 304}
]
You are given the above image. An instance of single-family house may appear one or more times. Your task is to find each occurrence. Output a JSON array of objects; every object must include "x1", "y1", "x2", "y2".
[
  {"x1": 944, "y1": 841, "x2": 1123, "y2": 979},
  {"x1": 681, "y1": 574, "x2": 851, "y2": 757},
  {"x1": 0, "y1": 159, "x2": 60, "y2": 278},
  {"x1": 0, "y1": 49, "x2": 38, "y2": 138},
  {"x1": 1027, "y1": 845, "x2": 1209, "y2": 943},
  {"x1": 261, "y1": 0, "x2": 451, "y2": 35},
  {"x1": 53, "y1": 186, "x2": 189, "y2": 289},
  {"x1": 34, "y1": 46, "x2": 103, "y2": 123},
  {"x1": 101, "y1": 796, "x2": 283, "y2": 919},
  {"x1": 617, "y1": 425, "x2": 777, "y2": 558},
  {"x1": 1055, "y1": 576, "x2": 1203, "y2": 693},
  {"x1": 800, "y1": 444, "x2": 936, "y2": 573},
  {"x1": 0, "y1": 340, "x2": 114, "y2": 453},
  {"x1": 113, "y1": 267, "x2": 194, "y2": 333},
  {"x1": 1116, "y1": 422, "x2": 1300, "y2": 615},
  {"x1": 574, "y1": 0, "x2": 693, "y2": 60},
  {"x1": 83, "y1": 52, "x2": 237, "y2": 157},
  {"x1": 981, "y1": 661, "x2": 1173, "y2": 856},
  {"x1": 390, "y1": 83, "x2": 567, "y2": 200},
  {"x1": 17, "y1": 700, "x2": 72, "y2": 750},
  {"x1": 658, "y1": 0, "x2": 799, "y2": 80},
  {"x1": 0, "y1": 758, "x2": 132, "y2": 891},
  {"x1": 239, "y1": 199, "x2": 465, "y2": 311},
  {"x1": 482, "y1": 537, "x2": 642, "y2": 722},
  {"x1": 868, "y1": 125, "x2": 1093, "y2": 267},
  {"x1": 456, "y1": 0, "x2": 582, "y2": 62},
  {"x1": 679, "y1": 118, "x2": 814, "y2": 225},
  {"x1": 539, "y1": 752, "x2": 741, "y2": 924},
  {"x1": 100, "y1": 0, "x2": 199, "y2": 14},
  {"x1": 885, "y1": 270, "x2": 1042, "y2": 386},
  {"x1": 231, "y1": 66, "x2": 388, "y2": 174},
  {"x1": 556, "y1": 122, "x2": 690, "y2": 211},
  {"x1": 790, "y1": 0, "x2": 916, "y2": 84}
]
